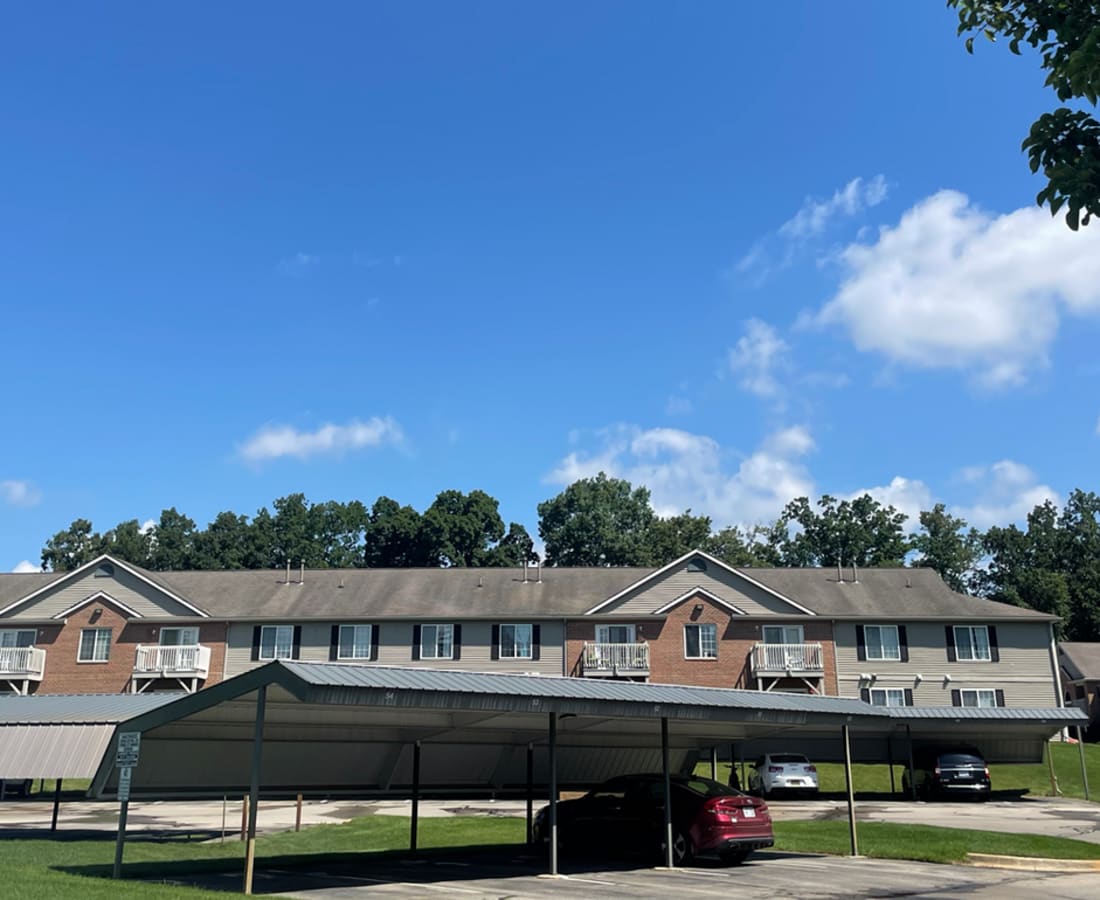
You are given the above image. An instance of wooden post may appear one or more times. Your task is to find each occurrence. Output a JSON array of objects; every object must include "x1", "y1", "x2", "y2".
[
  {"x1": 240, "y1": 796, "x2": 247, "y2": 841},
  {"x1": 243, "y1": 685, "x2": 267, "y2": 896},
  {"x1": 1077, "y1": 727, "x2": 1091, "y2": 801},
  {"x1": 1047, "y1": 740, "x2": 1061, "y2": 795},
  {"x1": 842, "y1": 723, "x2": 859, "y2": 856},
  {"x1": 295, "y1": 794, "x2": 303, "y2": 833}
]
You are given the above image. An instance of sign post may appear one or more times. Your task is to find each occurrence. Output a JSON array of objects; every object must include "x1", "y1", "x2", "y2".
[{"x1": 112, "y1": 733, "x2": 141, "y2": 879}]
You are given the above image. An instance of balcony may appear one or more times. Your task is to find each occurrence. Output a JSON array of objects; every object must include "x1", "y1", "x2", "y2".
[
  {"x1": 581, "y1": 641, "x2": 650, "y2": 678},
  {"x1": 750, "y1": 642, "x2": 824, "y2": 676},
  {"x1": 133, "y1": 644, "x2": 211, "y2": 680},
  {"x1": 0, "y1": 646, "x2": 46, "y2": 682}
]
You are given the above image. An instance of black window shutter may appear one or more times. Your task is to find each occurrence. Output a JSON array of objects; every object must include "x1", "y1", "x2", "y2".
[
  {"x1": 453, "y1": 624, "x2": 462, "y2": 660},
  {"x1": 904, "y1": 688, "x2": 914, "y2": 706},
  {"x1": 945, "y1": 626, "x2": 957, "y2": 662},
  {"x1": 898, "y1": 626, "x2": 909, "y2": 662},
  {"x1": 988, "y1": 626, "x2": 1000, "y2": 662},
  {"x1": 370, "y1": 624, "x2": 379, "y2": 661},
  {"x1": 292, "y1": 626, "x2": 302, "y2": 660},
  {"x1": 330, "y1": 625, "x2": 340, "y2": 661},
  {"x1": 532, "y1": 624, "x2": 541, "y2": 661},
  {"x1": 251, "y1": 626, "x2": 262, "y2": 662},
  {"x1": 856, "y1": 625, "x2": 866, "y2": 661},
  {"x1": 491, "y1": 625, "x2": 500, "y2": 661},
  {"x1": 995, "y1": 688, "x2": 1006, "y2": 707},
  {"x1": 951, "y1": 689, "x2": 962, "y2": 707},
  {"x1": 412, "y1": 625, "x2": 421, "y2": 660},
  {"x1": 859, "y1": 688, "x2": 870, "y2": 703}
]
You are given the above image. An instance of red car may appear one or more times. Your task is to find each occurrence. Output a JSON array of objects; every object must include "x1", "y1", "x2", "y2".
[{"x1": 533, "y1": 773, "x2": 773, "y2": 866}]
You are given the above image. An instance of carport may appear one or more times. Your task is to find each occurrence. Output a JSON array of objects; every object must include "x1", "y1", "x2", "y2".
[{"x1": 88, "y1": 661, "x2": 1087, "y2": 893}]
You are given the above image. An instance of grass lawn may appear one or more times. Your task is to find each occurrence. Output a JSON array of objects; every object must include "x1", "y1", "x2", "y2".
[{"x1": 703, "y1": 741, "x2": 1100, "y2": 801}]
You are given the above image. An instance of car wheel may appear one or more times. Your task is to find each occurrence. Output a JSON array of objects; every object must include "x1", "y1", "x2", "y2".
[{"x1": 671, "y1": 829, "x2": 694, "y2": 866}]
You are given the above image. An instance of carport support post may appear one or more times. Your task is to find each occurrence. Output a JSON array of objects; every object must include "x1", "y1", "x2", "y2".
[
  {"x1": 1076, "y1": 727, "x2": 1090, "y2": 801},
  {"x1": 842, "y1": 723, "x2": 858, "y2": 857},
  {"x1": 906, "y1": 724, "x2": 916, "y2": 802},
  {"x1": 710, "y1": 746, "x2": 718, "y2": 781},
  {"x1": 525, "y1": 743, "x2": 534, "y2": 845},
  {"x1": 662, "y1": 717, "x2": 673, "y2": 868},
  {"x1": 410, "y1": 741, "x2": 421, "y2": 853},
  {"x1": 243, "y1": 684, "x2": 267, "y2": 896},
  {"x1": 50, "y1": 774, "x2": 62, "y2": 831},
  {"x1": 548, "y1": 712, "x2": 558, "y2": 876}
]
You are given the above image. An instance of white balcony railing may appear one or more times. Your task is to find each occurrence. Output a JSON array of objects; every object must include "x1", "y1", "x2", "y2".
[
  {"x1": 0, "y1": 646, "x2": 46, "y2": 681},
  {"x1": 582, "y1": 641, "x2": 650, "y2": 676},
  {"x1": 133, "y1": 644, "x2": 211, "y2": 678},
  {"x1": 750, "y1": 642, "x2": 824, "y2": 675}
]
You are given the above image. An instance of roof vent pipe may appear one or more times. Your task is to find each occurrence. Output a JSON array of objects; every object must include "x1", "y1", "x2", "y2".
[
  {"x1": 536, "y1": 559, "x2": 542, "y2": 584},
  {"x1": 285, "y1": 561, "x2": 290, "y2": 585},
  {"x1": 300, "y1": 561, "x2": 305, "y2": 584},
  {"x1": 852, "y1": 562, "x2": 858, "y2": 584},
  {"x1": 837, "y1": 558, "x2": 843, "y2": 584},
  {"x1": 522, "y1": 559, "x2": 528, "y2": 584}
]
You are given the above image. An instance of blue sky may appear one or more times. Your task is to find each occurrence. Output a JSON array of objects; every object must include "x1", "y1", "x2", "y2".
[{"x1": 3, "y1": 2, "x2": 1099, "y2": 571}]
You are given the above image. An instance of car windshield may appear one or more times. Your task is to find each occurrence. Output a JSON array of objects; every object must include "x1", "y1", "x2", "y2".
[
  {"x1": 938, "y1": 753, "x2": 984, "y2": 767},
  {"x1": 770, "y1": 755, "x2": 810, "y2": 764}
]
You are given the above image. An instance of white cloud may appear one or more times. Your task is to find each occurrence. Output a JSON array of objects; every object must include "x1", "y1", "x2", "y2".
[
  {"x1": 845, "y1": 476, "x2": 934, "y2": 531},
  {"x1": 238, "y1": 417, "x2": 404, "y2": 462},
  {"x1": 953, "y1": 460, "x2": 1059, "y2": 530},
  {"x1": 546, "y1": 424, "x2": 815, "y2": 526},
  {"x1": 12, "y1": 559, "x2": 38, "y2": 573},
  {"x1": 276, "y1": 252, "x2": 319, "y2": 277},
  {"x1": 780, "y1": 175, "x2": 889, "y2": 240},
  {"x1": 815, "y1": 190, "x2": 1100, "y2": 386},
  {"x1": 728, "y1": 319, "x2": 789, "y2": 397},
  {"x1": 1, "y1": 480, "x2": 40, "y2": 507}
]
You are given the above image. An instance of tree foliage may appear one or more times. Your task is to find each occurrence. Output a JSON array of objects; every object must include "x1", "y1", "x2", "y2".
[
  {"x1": 949, "y1": 0, "x2": 1100, "y2": 229},
  {"x1": 910, "y1": 503, "x2": 984, "y2": 593},
  {"x1": 775, "y1": 494, "x2": 910, "y2": 568}
]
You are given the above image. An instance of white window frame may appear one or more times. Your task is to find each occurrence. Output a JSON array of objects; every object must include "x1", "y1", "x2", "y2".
[
  {"x1": 959, "y1": 688, "x2": 998, "y2": 708},
  {"x1": 869, "y1": 687, "x2": 908, "y2": 707},
  {"x1": 762, "y1": 624, "x2": 804, "y2": 645},
  {"x1": 78, "y1": 627, "x2": 112, "y2": 663},
  {"x1": 683, "y1": 623, "x2": 718, "y2": 659},
  {"x1": 421, "y1": 624, "x2": 454, "y2": 660},
  {"x1": 954, "y1": 625, "x2": 991, "y2": 662},
  {"x1": 864, "y1": 625, "x2": 901, "y2": 661},
  {"x1": 0, "y1": 629, "x2": 36, "y2": 649},
  {"x1": 595, "y1": 624, "x2": 635, "y2": 644},
  {"x1": 159, "y1": 627, "x2": 199, "y2": 646},
  {"x1": 499, "y1": 623, "x2": 533, "y2": 660},
  {"x1": 259, "y1": 625, "x2": 295, "y2": 661},
  {"x1": 338, "y1": 624, "x2": 373, "y2": 660}
]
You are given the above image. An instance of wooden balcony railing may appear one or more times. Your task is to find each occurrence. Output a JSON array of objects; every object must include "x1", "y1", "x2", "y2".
[
  {"x1": 750, "y1": 642, "x2": 824, "y2": 675},
  {"x1": 0, "y1": 646, "x2": 46, "y2": 680},
  {"x1": 133, "y1": 644, "x2": 211, "y2": 678}
]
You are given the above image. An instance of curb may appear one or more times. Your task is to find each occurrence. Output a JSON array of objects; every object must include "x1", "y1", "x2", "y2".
[{"x1": 967, "y1": 852, "x2": 1100, "y2": 873}]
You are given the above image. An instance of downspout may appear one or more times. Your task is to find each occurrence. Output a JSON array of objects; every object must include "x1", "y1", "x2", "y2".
[{"x1": 831, "y1": 619, "x2": 840, "y2": 697}]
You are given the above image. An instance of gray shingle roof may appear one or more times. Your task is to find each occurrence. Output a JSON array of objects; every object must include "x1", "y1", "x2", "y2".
[{"x1": 1058, "y1": 642, "x2": 1100, "y2": 680}]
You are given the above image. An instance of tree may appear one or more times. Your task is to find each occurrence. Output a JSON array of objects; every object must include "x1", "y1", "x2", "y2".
[
  {"x1": 192, "y1": 511, "x2": 254, "y2": 569},
  {"x1": 537, "y1": 473, "x2": 656, "y2": 566},
  {"x1": 948, "y1": 0, "x2": 1100, "y2": 229},
  {"x1": 421, "y1": 489, "x2": 510, "y2": 567},
  {"x1": 101, "y1": 519, "x2": 152, "y2": 568},
  {"x1": 363, "y1": 497, "x2": 429, "y2": 567},
  {"x1": 40, "y1": 518, "x2": 102, "y2": 572},
  {"x1": 776, "y1": 494, "x2": 910, "y2": 568},
  {"x1": 148, "y1": 507, "x2": 197, "y2": 570},
  {"x1": 910, "y1": 504, "x2": 984, "y2": 593},
  {"x1": 488, "y1": 522, "x2": 537, "y2": 567},
  {"x1": 704, "y1": 523, "x2": 785, "y2": 567},
  {"x1": 647, "y1": 511, "x2": 714, "y2": 566}
]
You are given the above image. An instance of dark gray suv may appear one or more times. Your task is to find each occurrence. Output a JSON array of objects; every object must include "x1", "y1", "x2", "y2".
[{"x1": 903, "y1": 748, "x2": 991, "y2": 800}]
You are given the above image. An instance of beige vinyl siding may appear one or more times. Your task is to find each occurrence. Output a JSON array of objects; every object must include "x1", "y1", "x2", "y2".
[
  {"x1": 4, "y1": 568, "x2": 200, "y2": 620},
  {"x1": 606, "y1": 566, "x2": 811, "y2": 617},
  {"x1": 834, "y1": 621, "x2": 1060, "y2": 707},
  {"x1": 224, "y1": 621, "x2": 565, "y2": 679}
]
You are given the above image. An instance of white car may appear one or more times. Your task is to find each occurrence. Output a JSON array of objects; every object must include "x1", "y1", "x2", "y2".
[{"x1": 749, "y1": 753, "x2": 819, "y2": 797}]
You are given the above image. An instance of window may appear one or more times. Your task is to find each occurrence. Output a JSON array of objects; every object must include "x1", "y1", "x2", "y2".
[
  {"x1": 338, "y1": 625, "x2": 373, "y2": 660},
  {"x1": 420, "y1": 624, "x2": 454, "y2": 660},
  {"x1": 78, "y1": 628, "x2": 112, "y2": 662},
  {"x1": 869, "y1": 688, "x2": 909, "y2": 707},
  {"x1": 954, "y1": 626, "x2": 991, "y2": 661},
  {"x1": 684, "y1": 623, "x2": 717, "y2": 659},
  {"x1": 259, "y1": 625, "x2": 294, "y2": 661},
  {"x1": 959, "y1": 689, "x2": 998, "y2": 708},
  {"x1": 95, "y1": 563, "x2": 114, "y2": 577},
  {"x1": 762, "y1": 625, "x2": 803, "y2": 645},
  {"x1": 0, "y1": 630, "x2": 36, "y2": 649},
  {"x1": 159, "y1": 627, "x2": 198, "y2": 646},
  {"x1": 499, "y1": 624, "x2": 533, "y2": 659},
  {"x1": 864, "y1": 625, "x2": 901, "y2": 661},
  {"x1": 595, "y1": 624, "x2": 635, "y2": 644},
  {"x1": 687, "y1": 557, "x2": 707, "y2": 573}
]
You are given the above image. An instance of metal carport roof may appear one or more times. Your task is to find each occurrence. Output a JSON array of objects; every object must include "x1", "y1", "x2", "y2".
[{"x1": 89, "y1": 662, "x2": 1086, "y2": 800}]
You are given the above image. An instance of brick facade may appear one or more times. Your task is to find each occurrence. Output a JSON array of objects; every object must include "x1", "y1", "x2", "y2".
[{"x1": 25, "y1": 602, "x2": 227, "y2": 695}]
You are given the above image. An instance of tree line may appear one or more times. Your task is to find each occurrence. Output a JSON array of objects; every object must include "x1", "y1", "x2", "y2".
[{"x1": 39, "y1": 474, "x2": 1100, "y2": 641}]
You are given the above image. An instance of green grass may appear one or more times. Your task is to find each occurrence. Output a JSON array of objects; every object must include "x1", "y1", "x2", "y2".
[
  {"x1": 773, "y1": 820, "x2": 1100, "y2": 863},
  {"x1": 702, "y1": 741, "x2": 1100, "y2": 801}
]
